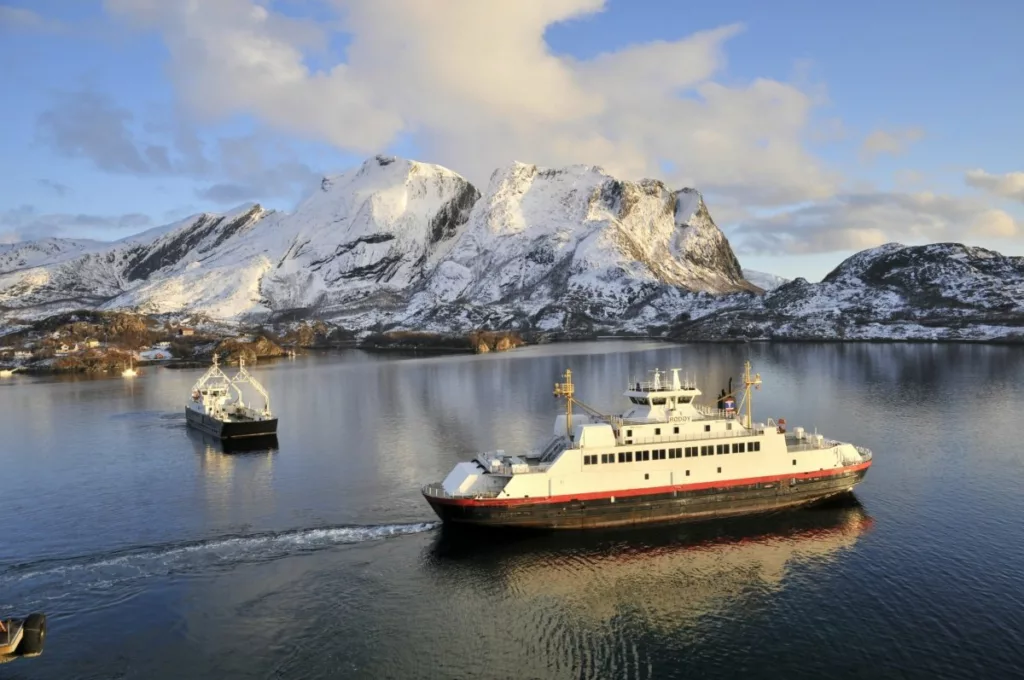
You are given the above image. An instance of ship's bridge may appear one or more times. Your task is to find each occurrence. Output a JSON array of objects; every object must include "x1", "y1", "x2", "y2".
[{"x1": 622, "y1": 368, "x2": 703, "y2": 421}]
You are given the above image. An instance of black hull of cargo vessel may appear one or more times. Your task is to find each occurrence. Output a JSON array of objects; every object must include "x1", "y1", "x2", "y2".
[
  {"x1": 185, "y1": 408, "x2": 278, "y2": 440},
  {"x1": 425, "y1": 467, "x2": 868, "y2": 530}
]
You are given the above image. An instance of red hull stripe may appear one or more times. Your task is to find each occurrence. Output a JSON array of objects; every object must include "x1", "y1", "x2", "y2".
[{"x1": 428, "y1": 460, "x2": 872, "y2": 507}]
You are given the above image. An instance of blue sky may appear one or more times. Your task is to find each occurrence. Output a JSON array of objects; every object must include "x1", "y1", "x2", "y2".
[{"x1": 1, "y1": 0, "x2": 1022, "y2": 281}]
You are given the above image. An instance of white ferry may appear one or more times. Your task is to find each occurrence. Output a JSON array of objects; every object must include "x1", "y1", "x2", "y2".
[
  {"x1": 422, "y1": 362, "x2": 873, "y2": 529},
  {"x1": 185, "y1": 355, "x2": 277, "y2": 440}
]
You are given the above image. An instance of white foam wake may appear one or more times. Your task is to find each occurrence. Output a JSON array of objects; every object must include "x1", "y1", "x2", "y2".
[{"x1": 2, "y1": 522, "x2": 439, "y2": 587}]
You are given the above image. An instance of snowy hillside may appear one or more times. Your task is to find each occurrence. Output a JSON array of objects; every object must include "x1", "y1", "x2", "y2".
[
  {"x1": 4, "y1": 156, "x2": 1017, "y2": 342},
  {"x1": 742, "y1": 269, "x2": 789, "y2": 291},
  {"x1": 0, "y1": 238, "x2": 106, "y2": 272},
  {"x1": 0, "y1": 156, "x2": 753, "y2": 335},
  {"x1": 403, "y1": 162, "x2": 754, "y2": 333},
  {"x1": 673, "y1": 243, "x2": 1024, "y2": 342}
]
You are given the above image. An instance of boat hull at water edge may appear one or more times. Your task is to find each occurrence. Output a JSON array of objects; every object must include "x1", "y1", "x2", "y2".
[
  {"x1": 185, "y1": 408, "x2": 278, "y2": 440},
  {"x1": 424, "y1": 464, "x2": 869, "y2": 530}
]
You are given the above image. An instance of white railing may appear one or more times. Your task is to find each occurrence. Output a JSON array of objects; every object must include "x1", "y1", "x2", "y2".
[
  {"x1": 421, "y1": 483, "x2": 501, "y2": 500},
  {"x1": 693, "y1": 404, "x2": 737, "y2": 420}
]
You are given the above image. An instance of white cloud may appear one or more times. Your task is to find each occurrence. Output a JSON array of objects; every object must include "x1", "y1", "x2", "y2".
[
  {"x1": 102, "y1": 0, "x2": 838, "y2": 206},
  {"x1": 734, "y1": 191, "x2": 1020, "y2": 255},
  {"x1": 965, "y1": 169, "x2": 1024, "y2": 204},
  {"x1": 0, "y1": 6, "x2": 67, "y2": 33},
  {"x1": 35, "y1": 89, "x2": 319, "y2": 204},
  {"x1": 859, "y1": 127, "x2": 925, "y2": 161},
  {"x1": 0, "y1": 205, "x2": 151, "y2": 243}
]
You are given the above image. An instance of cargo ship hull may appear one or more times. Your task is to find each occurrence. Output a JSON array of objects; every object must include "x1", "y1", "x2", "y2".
[
  {"x1": 424, "y1": 463, "x2": 869, "y2": 530},
  {"x1": 185, "y1": 408, "x2": 278, "y2": 440}
]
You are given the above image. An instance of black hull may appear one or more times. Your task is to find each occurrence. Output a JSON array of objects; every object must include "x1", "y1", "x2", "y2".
[
  {"x1": 185, "y1": 408, "x2": 278, "y2": 440},
  {"x1": 425, "y1": 467, "x2": 868, "y2": 530}
]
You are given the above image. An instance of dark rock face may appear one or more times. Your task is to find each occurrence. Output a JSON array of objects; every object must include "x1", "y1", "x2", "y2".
[
  {"x1": 429, "y1": 182, "x2": 480, "y2": 245},
  {"x1": 122, "y1": 206, "x2": 264, "y2": 282}
]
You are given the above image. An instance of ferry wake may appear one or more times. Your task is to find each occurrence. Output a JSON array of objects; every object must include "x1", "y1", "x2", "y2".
[{"x1": 422, "y1": 363, "x2": 873, "y2": 529}]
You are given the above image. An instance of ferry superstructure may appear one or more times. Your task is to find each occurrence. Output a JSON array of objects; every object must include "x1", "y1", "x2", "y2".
[
  {"x1": 185, "y1": 355, "x2": 278, "y2": 440},
  {"x1": 422, "y1": 362, "x2": 873, "y2": 529}
]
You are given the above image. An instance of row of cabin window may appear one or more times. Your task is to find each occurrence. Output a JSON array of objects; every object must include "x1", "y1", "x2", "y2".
[
  {"x1": 623, "y1": 423, "x2": 721, "y2": 438},
  {"x1": 583, "y1": 440, "x2": 762, "y2": 466}
]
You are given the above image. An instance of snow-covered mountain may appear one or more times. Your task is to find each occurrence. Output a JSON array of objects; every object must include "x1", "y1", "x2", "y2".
[
  {"x1": 5, "y1": 156, "x2": 1017, "y2": 342},
  {"x1": 742, "y1": 269, "x2": 789, "y2": 291},
  {"x1": 0, "y1": 205, "x2": 269, "y2": 321},
  {"x1": 0, "y1": 156, "x2": 753, "y2": 334},
  {"x1": 673, "y1": 243, "x2": 1024, "y2": 342}
]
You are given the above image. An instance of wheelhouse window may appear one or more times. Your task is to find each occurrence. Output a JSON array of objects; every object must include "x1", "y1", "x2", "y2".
[
  {"x1": 678, "y1": 396, "x2": 693, "y2": 404},
  {"x1": 751, "y1": 441, "x2": 761, "y2": 452},
  {"x1": 701, "y1": 446, "x2": 712, "y2": 456}
]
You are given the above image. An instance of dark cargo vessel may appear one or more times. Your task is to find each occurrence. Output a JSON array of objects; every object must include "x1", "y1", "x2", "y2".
[{"x1": 185, "y1": 355, "x2": 277, "y2": 441}]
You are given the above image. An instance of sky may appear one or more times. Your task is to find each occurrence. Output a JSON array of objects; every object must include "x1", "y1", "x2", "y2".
[{"x1": 0, "y1": 0, "x2": 1022, "y2": 281}]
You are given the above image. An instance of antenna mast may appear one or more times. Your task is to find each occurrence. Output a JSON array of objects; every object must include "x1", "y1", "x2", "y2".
[
  {"x1": 743, "y1": 361, "x2": 761, "y2": 429},
  {"x1": 554, "y1": 369, "x2": 575, "y2": 438}
]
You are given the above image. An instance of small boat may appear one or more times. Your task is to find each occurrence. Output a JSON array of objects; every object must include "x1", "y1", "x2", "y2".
[
  {"x1": 122, "y1": 355, "x2": 137, "y2": 378},
  {"x1": 422, "y1": 362, "x2": 873, "y2": 530},
  {"x1": 0, "y1": 613, "x2": 45, "y2": 663},
  {"x1": 185, "y1": 355, "x2": 277, "y2": 440}
]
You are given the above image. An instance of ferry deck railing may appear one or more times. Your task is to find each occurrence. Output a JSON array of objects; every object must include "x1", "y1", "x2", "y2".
[{"x1": 421, "y1": 482, "x2": 501, "y2": 501}]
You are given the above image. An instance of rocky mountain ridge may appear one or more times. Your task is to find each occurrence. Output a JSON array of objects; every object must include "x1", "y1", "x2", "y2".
[
  {"x1": 2, "y1": 156, "x2": 1020, "y2": 342},
  {"x1": 0, "y1": 156, "x2": 753, "y2": 335},
  {"x1": 670, "y1": 243, "x2": 1024, "y2": 342}
]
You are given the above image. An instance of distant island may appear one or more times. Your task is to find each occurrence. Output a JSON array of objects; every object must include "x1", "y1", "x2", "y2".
[{"x1": 2, "y1": 155, "x2": 1022, "y2": 346}]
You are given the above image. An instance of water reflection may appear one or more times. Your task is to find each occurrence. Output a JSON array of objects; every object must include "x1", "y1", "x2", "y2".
[
  {"x1": 186, "y1": 429, "x2": 280, "y2": 455},
  {"x1": 428, "y1": 499, "x2": 872, "y2": 628}
]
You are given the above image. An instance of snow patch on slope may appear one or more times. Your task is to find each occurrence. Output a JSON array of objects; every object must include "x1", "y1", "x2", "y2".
[{"x1": 742, "y1": 269, "x2": 789, "y2": 291}]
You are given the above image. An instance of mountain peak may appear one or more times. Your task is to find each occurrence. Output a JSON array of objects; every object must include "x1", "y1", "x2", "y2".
[{"x1": 2, "y1": 155, "x2": 752, "y2": 332}]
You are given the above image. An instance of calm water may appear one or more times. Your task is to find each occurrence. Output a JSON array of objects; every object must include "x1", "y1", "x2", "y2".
[{"x1": 2, "y1": 341, "x2": 1024, "y2": 679}]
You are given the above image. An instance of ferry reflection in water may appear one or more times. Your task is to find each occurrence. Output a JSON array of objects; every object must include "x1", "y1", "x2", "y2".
[
  {"x1": 187, "y1": 429, "x2": 279, "y2": 517},
  {"x1": 428, "y1": 499, "x2": 872, "y2": 628}
]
